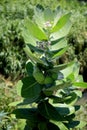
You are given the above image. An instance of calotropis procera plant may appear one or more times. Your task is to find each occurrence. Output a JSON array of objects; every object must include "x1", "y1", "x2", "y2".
[{"x1": 12, "y1": 5, "x2": 87, "y2": 130}]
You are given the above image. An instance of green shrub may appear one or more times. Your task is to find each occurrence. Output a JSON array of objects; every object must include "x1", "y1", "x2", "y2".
[{"x1": 12, "y1": 5, "x2": 87, "y2": 130}]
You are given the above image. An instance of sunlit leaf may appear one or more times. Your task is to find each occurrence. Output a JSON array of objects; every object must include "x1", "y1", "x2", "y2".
[
  {"x1": 24, "y1": 18, "x2": 48, "y2": 40},
  {"x1": 9, "y1": 101, "x2": 23, "y2": 106},
  {"x1": 51, "y1": 13, "x2": 71, "y2": 32},
  {"x1": 52, "y1": 46, "x2": 68, "y2": 59},
  {"x1": 73, "y1": 82, "x2": 87, "y2": 88},
  {"x1": 22, "y1": 28, "x2": 37, "y2": 46},
  {"x1": 51, "y1": 38, "x2": 67, "y2": 51},
  {"x1": 34, "y1": 5, "x2": 45, "y2": 29},
  {"x1": 48, "y1": 61, "x2": 75, "y2": 72},
  {"x1": 53, "y1": 6, "x2": 63, "y2": 27},
  {"x1": 50, "y1": 20, "x2": 72, "y2": 40}
]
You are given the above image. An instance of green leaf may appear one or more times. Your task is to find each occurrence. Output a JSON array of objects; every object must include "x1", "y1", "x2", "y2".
[
  {"x1": 65, "y1": 114, "x2": 75, "y2": 121},
  {"x1": 66, "y1": 73, "x2": 75, "y2": 82},
  {"x1": 51, "y1": 38, "x2": 67, "y2": 51},
  {"x1": 73, "y1": 82, "x2": 87, "y2": 88},
  {"x1": 17, "y1": 97, "x2": 39, "y2": 106},
  {"x1": 49, "y1": 95, "x2": 64, "y2": 103},
  {"x1": 38, "y1": 122, "x2": 47, "y2": 130},
  {"x1": 72, "y1": 61, "x2": 80, "y2": 79},
  {"x1": 60, "y1": 62, "x2": 77, "y2": 78},
  {"x1": 48, "y1": 61, "x2": 75, "y2": 72},
  {"x1": 75, "y1": 121, "x2": 86, "y2": 129},
  {"x1": 12, "y1": 108, "x2": 38, "y2": 121},
  {"x1": 21, "y1": 76, "x2": 42, "y2": 98},
  {"x1": 25, "y1": 120, "x2": 36, "y2": 130},
  {"x1": 9, "y1": 100, "x2": 23, "y2": 106},
  {"x1": 55, "y1": 105, "x2": 75, "y2": 116},
  {"x1": 47, "y1": 122, "x2": 60, "y2": 130},
  {"x1": 51, "y1": 37, "x2": 64, "y2": 45},
  {"x1": 66, "y1": 120, "x2": 86, "y2": 129},
  {"x1": 38, "y1": 101, "x2": 64, "y2": 121},
  {"x1": 24, "y1": 46, "x2": 47, "y2": 65},
  {"x1": 64, "y1": 92, "x2": 78, "y2": 105},
  {"x1": 51, "y1": 13, "x2": 71, "y2": 32},
  {"x1": 74, "y1": 90, "x2": 82, "y2": 98},
  {"x1": 26, "y1": 61, "x2": 33, "y2": 76},
  {"x1": 50, "y1": 120, "x2": 68, "y2": 130},
  {"x1": 45, "y1": 81, "x2": 71, "y2": 92},
  {"x1": 76, "y1": 75, "x2": 83, "y2": 82},
  {"x1": 52, "y1": 46, "x2": 68, "y2": 59},
  {"x1": 22, "y1": 27, "x2": 37, "y2": 45},
  {"x1": 43, "y1": 90, "x2": 53, "y2": 96},
  {"x1": 27, "y1": 44, "x2": 44, "y2": 54},
  {"x1": 66, "y1": 121, "x2": 80, "y2": 128},
  {"x1": 34, "y1": 4, "x2": 45, "y2": 29},
  {"x1": 24, "y1": 18, "x2": 48, "y2": 40},
  {"x1": 53, "y1": 6, "x2": 63, "y2": 28},
  {"x1": 50, "y1": 20, "x2": 72, "y2": 40}
]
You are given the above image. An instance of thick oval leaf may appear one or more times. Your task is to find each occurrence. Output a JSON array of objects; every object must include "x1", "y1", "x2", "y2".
[
  {"x1": 26, "y1": 61, "x2": 33, "y2": 76},
  {"x1": 66, "y1": 121, "x2": 86, "y2": 129},
  {"x1": 38, "y1": 101, "x2": 64, "y2": 121},
  {"x1": 24, "y1": 46, "x2": 47, "y2": 65},
  {"x1": 17, "y1": 97, "x2": 39, "y2": 106},
  {"x1": 64, "y1": 92, "x2": 78, "y2": 105},
  {"x1": 22, "y1": 28, "x2": 37, "y2": 46},
  {"x1": 48, "y1": 61, "x2": 75, "y2": 73},
  {"x1": 52, "y1": 46, "x2": 68, "y2": 59},
  {"x1": 73, "y1": 82, "x2": 87, "y2": 88},
  {"x1": 51, "y1": 38, "x2": 67, "y2": 51},
  {"x1": 12, "y1": 108, "x2": 38, "y2": 121},
  {"x1": 55, "y1": 104, "x2": 76, "y2": 116},
  {"x1": 50, "y1": 20, "x2": 72, "y2": 40},
  {"x1": 24, "y1": 18, "x2": 48, "y2": 40},
  {"x1": 21, "y1": 76, "x2": 42, "y2": 98},
  {"x1": 9, "y1": 100, "x2": 23, "y2": 106},
  {"x1": 44, "y1": 81, "x2": 71, "y2": 92},
  {"x1": 60, "y1": 62, "x2": 78, "y2": 79},
  {"x1": 75, "y1": 121, "x2": 87, "y2": 129},
  {"x1": 27, "y1": 44, "x2": 44, "y2": 54},
  {"x1": 47, "y1": 122, "x2": 60, "y2": 130},
  {"x1": 34, "y1": 5, "x2": 45, "y2": 29},
  {"x1": 52, "y1": 6, "x2": 63, "y2": 28},
  {"x1": 51, "y1": 13, "x2": 71, "y2": 32},
  {"x1": 50, "y1": 120, "x2": 68, "y2": 130}
]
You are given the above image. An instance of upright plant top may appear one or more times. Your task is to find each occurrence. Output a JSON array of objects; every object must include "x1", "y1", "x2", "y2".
[{"x1": 12, "y1": 5, "x2": 87, "y2": 130}]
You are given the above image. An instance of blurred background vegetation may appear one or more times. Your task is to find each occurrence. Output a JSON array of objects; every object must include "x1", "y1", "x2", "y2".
[{"x1": 0, "y1": 0, "x2": 87, "y2": 129}]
